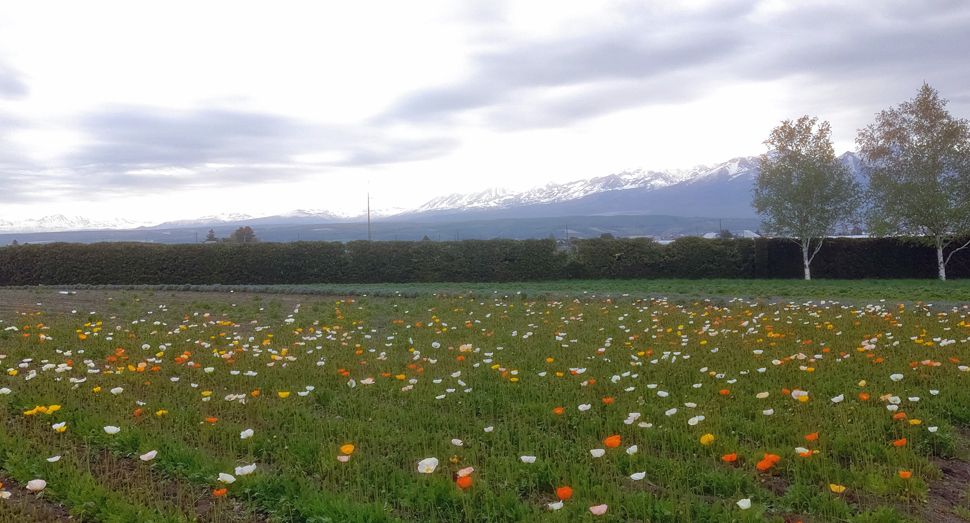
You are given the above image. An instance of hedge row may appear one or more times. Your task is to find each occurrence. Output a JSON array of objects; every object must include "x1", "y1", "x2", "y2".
[{"x1": 0, "y1": 237, "x2": 967, "y2": 285}]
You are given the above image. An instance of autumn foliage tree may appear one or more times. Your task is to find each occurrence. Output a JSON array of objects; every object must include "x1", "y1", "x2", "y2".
[
  {"x1": 752, "y1": 116, "x2": 861, "y2": 280},
  {"x1": 856, "y1": 83, "x2": 970, "y2": 281}
]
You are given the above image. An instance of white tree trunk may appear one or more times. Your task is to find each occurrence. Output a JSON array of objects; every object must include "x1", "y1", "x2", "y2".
[
  {"x1": 937, "y1": 244, "x2": 946, "y2": 281},
  {"x1": 802, "y1": 243, "x2": 811, "y2": 281}
]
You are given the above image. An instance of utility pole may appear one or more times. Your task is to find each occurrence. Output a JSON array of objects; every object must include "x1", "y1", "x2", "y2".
[{"x1": 367, "y1": 192, "x2": 372, "y2": 241}]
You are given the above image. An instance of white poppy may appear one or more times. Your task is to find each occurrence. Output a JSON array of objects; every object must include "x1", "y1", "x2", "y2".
[
  {"x1": 103, "y1": 426, "x2": 120, "y2": 434},
  {"x1": 240, "y1": 428, "x2": 254, "y2": 439},
  {"x1": 548, "y1": 501, "x2": 563, "y2": 510},
  {"x1": 235, "y1": 463, "x2": 257, "y2": 476},
  {"x1": 578, "y1": 404, "x2": 592, "y2": 411},
  {"x1": 140, "y1": 450, "x2": 158, "y2": 461},
  {"x1": 590, "y1": 449, "x2": 605, "y2": 458},
  {"x1": 626, "y1": 445, "x2": 638, "y2": 455},
  {"x1": 520, "y1": 456, "x2": 536, "y2": 464},
  {"x1": 26, "y1": 479, "x2": 46, "y2": 492},
  {"x1": 218, "y1": 473, "x2": 236, "y2": 483},
  {"x1": 890, "y1": 373, "x2": 904, "y2": 382},
  {"x1": 630, "y1": 472, "x2": 646, "y2": 481},
  {"x1": 417, "y1": 457, "x2": 439, "y2": 473},
  {"x1": 737, "y1": 498, "x2": 751, "y2": 510}
]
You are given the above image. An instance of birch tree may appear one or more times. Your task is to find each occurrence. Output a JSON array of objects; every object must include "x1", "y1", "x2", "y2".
[
  {"x1": 856, "y1": 84, "x2": 970, "y2": 281},
  {"x1": 752, "y1": 116, "x2": 861, "y2": 280}
]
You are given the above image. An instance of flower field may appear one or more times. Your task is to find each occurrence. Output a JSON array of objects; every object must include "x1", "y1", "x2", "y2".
[{"x1": 1, "y1": 287, "x2": 970, "y2": 522}]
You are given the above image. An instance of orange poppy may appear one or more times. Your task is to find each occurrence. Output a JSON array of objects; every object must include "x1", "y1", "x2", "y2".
[
  {"x1": 553, "y1": 407, "x2": 564, "y2": 415},
  {"x1": 899, "y1": 471, "x2": 912, "y2": 479},
  {"x1": 858, "y1": 393, "x2": 870, "y2": 400},
  {"x1": 893, "y1": 438, "x2": 907, "y2": 447},
  {"x1": 719, "y1": 389, "x2": 730, "y2": 395},
  {"x1": 205, "y1": 417, "x2": 218, "y2": 423},
  {"x1": 721, "y1": 453, "x2": 738, "y2": 463},
  {"x1": 602, "y1": 398, "x2": 614, "y2": 404},
  {"x1": 893, "y1": 413, "x2": 906, "y2": 420},
  {"x1": 756, "y1": 459, "x2": 774, "y2": 471},
  {"x1": 213, "y1": 488, "x2": 227, "y2": 497},
  {"x1": 604, "y1": 435, "x2": 621, "y2": 448},
  {"x1": 557, "y1": 486, "x2": 573, "y2": 500},
  {"x1": 765, "y1": 453, "x2": 780, "y2": 464},
  {"x1": 457, "y1": 476, "x2": 473, "y2": 488},
  {"x1": 805, "y1": 433, "x2": 819, "y2": 441}
]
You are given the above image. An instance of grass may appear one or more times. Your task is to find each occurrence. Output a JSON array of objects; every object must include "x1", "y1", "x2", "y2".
[
  {"x1": 22, "y1": 278, "x2": 970, "y2": 305},
  {"x1": 0, "y1": 284, "x2": 969, "y2": 522}
]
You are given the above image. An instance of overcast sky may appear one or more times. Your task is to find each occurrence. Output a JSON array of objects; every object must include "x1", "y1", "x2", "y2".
[{"x1": 1, "y1": 0, "x2": 969, "y2": 223}]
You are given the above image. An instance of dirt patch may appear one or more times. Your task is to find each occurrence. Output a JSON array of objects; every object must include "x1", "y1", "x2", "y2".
[
  {"x1": 915, "y1": 457, "x2": 970, "y2": 522},
  {"x1": 0, "y1": 472, "x2": 74, "y2": 522},
  {"x1": 87, "y1": 449, "x2": 271, "y2": 523},
  {"x1": 896, "y1": 427, "x2": 970, "y2": 523}
]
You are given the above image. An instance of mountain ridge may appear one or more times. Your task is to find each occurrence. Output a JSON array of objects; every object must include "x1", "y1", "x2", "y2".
[{"x1": 0, "y1": 152, "x2": 861, "y2": 234}]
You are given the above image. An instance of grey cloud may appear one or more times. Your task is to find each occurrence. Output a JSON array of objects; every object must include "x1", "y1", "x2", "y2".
[
  {"x1": 1, "y1": 107, "x2": 457, "y2": 203},
  {"x1": 751, "y1": 3, "x2": 970, "y2": 79},
  {"x1": 380, "y1": 27, "x2": 746, "y2": 126},
  {"x1": 71, "y1": 109, "x2": 321, "y2": 168},
  {"x1": 377, "y1": 0, "x2": 970, "y2": 131},
  {"x1": 0, "y1": 61, "x2": 28, "y2": 99}
]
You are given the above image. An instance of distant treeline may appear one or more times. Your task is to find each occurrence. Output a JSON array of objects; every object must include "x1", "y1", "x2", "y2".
[{"x1": 1, "y1": 237, "x2": 968, "y2": 285}]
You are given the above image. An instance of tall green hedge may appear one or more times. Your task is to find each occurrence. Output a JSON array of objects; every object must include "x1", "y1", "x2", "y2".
[{"x1": 0, "y1": 237, "x2": 967, "y2": 285}]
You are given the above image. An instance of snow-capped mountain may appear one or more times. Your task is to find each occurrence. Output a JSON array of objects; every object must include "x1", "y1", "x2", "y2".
[
  {"x1": 403, "y1": 155, "x2": 769, "y2": 217},
  {"x1": 393, "y1": 152, "x2": 859, "y2": 221},
  {"x1": 413, "y1": 168, "x2": 699, "y2": 213},
  {"x1": 149, "y1": 213, "x2": 256, "y2": 229},
  {"x1": 0, "y1": 152, "x2": 862, "y2": 235},
  {"x1": 0, "y1": 215, "x2": 150, "y2": 233}
]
